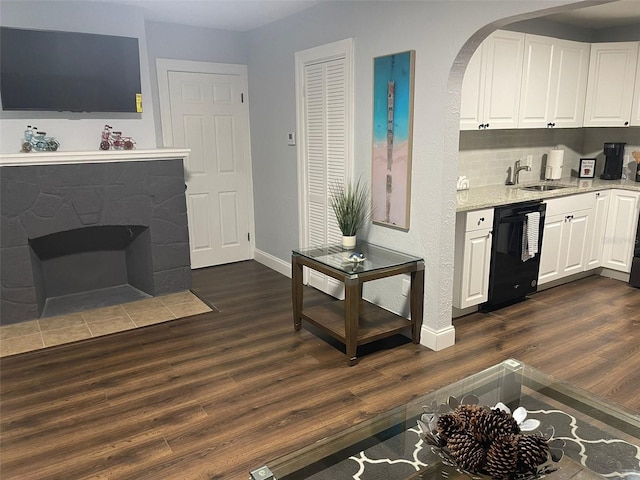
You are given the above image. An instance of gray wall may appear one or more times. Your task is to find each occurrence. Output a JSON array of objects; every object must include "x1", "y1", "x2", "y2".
[
  {"x1": 2, "y1": 0, "x2": 624, "y2": 346},
  {"x1": 144, "y1": 21, "x2": 249, "y2": 147},
  {"x1": 245, "y1": 0, "x2": 584, "y2": 344},
  {"x1": 0, "y1": 1, "x2": 158, "y2": 151}
]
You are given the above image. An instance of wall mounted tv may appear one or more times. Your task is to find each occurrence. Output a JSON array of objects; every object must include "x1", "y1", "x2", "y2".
[{"x1": 0, "y1": 27, "x2": 142, "y2": 113}]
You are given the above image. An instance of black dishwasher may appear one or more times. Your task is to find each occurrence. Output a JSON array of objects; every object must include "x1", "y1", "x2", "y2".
[{"x1": 481, "y1": 200, "x2": 546, "y2": 312}]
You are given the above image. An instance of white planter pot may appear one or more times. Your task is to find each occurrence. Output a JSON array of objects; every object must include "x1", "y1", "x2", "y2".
[{"x1": 342, "y1": 235, "x2": 356, "y2": 249}]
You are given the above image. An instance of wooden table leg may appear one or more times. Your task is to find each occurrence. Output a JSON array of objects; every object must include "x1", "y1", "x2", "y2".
[
  {"x1": 292, "y1": 255, "x2": 303, "y2": 331},
  {"x1": 410, "y1": 261, "x2": 425, "y2": 343},
  {"x1": 344, "y1": 275, "x2": 360, "y2": 366}
]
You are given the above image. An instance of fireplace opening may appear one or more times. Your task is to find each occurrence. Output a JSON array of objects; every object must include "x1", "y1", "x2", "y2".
[{"x1": 29, "y1": 225, "x2": 154, "y2": 318}]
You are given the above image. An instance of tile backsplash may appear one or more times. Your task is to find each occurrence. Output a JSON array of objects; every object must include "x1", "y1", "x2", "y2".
[{"x1": 458, "y1": 127, "x2": 640, "y2": 188}]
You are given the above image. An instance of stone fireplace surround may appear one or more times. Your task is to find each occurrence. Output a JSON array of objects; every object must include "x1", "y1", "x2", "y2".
[{"x1": 0, "y1": 149, "x2": 191, "y2": 325}]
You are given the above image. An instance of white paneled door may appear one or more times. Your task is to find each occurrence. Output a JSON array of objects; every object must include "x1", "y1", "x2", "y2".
[{"x1": 167, "y1": 70, "x2": 252, "y2": 268}]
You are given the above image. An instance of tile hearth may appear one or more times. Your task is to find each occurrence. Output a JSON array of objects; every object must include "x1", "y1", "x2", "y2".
[{"x1": 0, "y1": 291, "x2": 212, "y2": 357}]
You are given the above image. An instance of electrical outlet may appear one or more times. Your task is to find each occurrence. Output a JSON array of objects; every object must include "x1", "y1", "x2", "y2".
[{"x1": 526, "y1": 155, "x2": 533, "y2": 167}]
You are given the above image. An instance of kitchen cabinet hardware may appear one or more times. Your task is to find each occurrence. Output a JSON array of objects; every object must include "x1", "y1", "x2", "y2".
[{"x1": 624, "y1": 121, "x2": 629, "y2": 126}]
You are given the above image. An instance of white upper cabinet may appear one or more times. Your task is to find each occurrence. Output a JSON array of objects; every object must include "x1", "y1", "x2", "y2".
[
  {"x1": 460, "y1": 30, "x2": 525, "y2": 131},
  {"x1": 518, "y1": 35, "x2": 590, "y2": 129},
  {"x1": 631, "y1": 48, "x2": 640, "y2": 126},
  {"x1": 583, "y1": 42, "x2": 639, "y2": 127}
]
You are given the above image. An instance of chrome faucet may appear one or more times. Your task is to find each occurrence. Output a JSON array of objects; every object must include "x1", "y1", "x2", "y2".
[{"x1": 513, "y1": 159, "x2": 531, "y2": 185}]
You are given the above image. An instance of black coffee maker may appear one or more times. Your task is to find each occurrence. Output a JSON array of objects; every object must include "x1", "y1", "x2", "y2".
[{"x1": 600, "y1": 142, "x2": 626, "y2": 180}]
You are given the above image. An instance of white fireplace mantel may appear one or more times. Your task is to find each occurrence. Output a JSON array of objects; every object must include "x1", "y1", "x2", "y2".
[{"x1": 0, "y1": 148, "x2": 190, "y2": 167}]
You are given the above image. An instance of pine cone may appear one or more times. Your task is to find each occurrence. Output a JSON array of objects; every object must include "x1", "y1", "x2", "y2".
[
  {"x1": 516, "y1": 434, "x2": 550, "y2": 472},
  {"x1": 478, "y1": 409, "x2": 520, "y2": 444},
  {"x1": 486, "y1": 433, "x2": 519, "y2": 480},
  {"x1": 437, "y1": 413, "x2": 465, "y2": 439},
  {"x1": 453, "y1": 404, "x2": 487, "y2": 429},
  {"x1": 447, "y1": 432, "x2": 486, "y2": 473}
]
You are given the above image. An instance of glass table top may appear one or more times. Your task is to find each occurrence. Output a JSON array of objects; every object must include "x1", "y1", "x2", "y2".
[
  {"x1": 292, "y1": 242, "x2": 423, "y2": 275},
  {"x1": 256, "y1": 359, "x2": 640, "y2": 480}
]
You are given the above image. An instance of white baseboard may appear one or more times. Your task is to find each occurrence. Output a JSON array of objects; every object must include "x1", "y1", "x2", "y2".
[
  {"x1": 420, "y1": 325, "x2": 456, "y2": 351},
  {"x1": 254, "y1": 248, "x2": 457, "y2": 352},
  {"x1": 254, "y1": 248, "x2": 291, "y2": 278}
]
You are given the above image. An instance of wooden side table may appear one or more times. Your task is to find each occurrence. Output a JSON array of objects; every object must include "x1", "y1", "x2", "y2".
[{"x1": 292, "y1": 242, "x2": 424, "y2": 366}]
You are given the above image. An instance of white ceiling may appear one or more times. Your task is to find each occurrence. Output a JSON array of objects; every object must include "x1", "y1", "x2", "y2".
[
  {"x1": 545, "y1": 0, "x2": 640, "y2": 28},
  {"x1": 97, "y1": 0, "x2": 640, "y2": 32},
  {"x1": 99, "y1": 0, "x2": 321, "y2": 31}
]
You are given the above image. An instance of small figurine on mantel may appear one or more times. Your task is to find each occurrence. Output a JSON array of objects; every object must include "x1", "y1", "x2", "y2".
[
  {"x1": 20, "y1": 125, "x2": 59, "y2": 152},
  {"x1": 99, "y1": 124, "x2": 136, "y2": 151}
]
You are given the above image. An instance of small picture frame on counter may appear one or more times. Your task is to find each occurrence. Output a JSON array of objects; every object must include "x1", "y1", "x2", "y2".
[{"x1": 578, "y1": 158, "x2": 596, "y2": 178}]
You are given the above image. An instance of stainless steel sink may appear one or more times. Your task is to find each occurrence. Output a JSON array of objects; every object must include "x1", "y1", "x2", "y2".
[{"x1": 519, "y1": 184, "x2": 572, "y2": 191}]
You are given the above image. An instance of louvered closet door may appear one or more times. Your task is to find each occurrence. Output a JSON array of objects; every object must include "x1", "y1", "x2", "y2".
[{"x1": 304, "y1": 57, "x2": 348, "y2": 295}]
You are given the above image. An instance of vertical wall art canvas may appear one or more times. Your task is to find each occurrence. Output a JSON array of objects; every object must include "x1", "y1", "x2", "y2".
[{"x1": 372, "y1": 50, "x2": 415, "y2": 230}]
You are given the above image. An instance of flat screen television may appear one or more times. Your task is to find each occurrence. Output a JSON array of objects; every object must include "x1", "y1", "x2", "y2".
[{"x1": 0, "y1": 27, "x2": 142, "y2": 113}]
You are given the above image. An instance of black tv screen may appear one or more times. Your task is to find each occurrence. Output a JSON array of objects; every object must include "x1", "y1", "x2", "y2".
[{"x1": 0, "y1": 27, "x2": 142, "y2": 113}]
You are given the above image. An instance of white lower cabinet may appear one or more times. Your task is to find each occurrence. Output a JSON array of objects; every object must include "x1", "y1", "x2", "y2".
[
  {"x1": 538, "y1": 193, "x2": 594, "y2": 285},
  {"x1": 601, "y1": 189, "x2": 640, "y2": 272},
  {"x1": 584, "y1": 190, "x2": 610, "y2": 269},
  {"x1": 538, "y1": 210, "x2": 590, "y2": 285},
  {"x1": 539, "y1": 189, "x2": 639, "y2": 284},
  {"x1": 453, "y1": 209, "x2": 494, "y2": 309}
]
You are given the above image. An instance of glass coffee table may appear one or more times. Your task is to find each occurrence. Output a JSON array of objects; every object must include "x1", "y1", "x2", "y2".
[
  {"x1": 251, "y1": 359, "x2": 640, "y2": 480},
  {"x1": 291, "y1": 242, "x2": 424, "y2": 366}
]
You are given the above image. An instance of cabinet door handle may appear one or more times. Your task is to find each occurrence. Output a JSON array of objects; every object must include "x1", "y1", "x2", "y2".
[
  {"x1": 485, "y1": 123, "x2": 490, "y2": 129},
  {"x1": 624, "y1": 121, "x2": 629, "y2": 126}
]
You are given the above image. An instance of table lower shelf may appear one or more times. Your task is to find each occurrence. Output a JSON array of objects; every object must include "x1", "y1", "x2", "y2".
[{"x1": 301, "y1": 299, "x2": 412, "y2": 346}]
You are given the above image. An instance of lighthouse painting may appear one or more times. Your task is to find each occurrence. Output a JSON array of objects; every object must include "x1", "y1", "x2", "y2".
[{"x1": 371, "y1": 50, "x2": 414, "y2": 230}]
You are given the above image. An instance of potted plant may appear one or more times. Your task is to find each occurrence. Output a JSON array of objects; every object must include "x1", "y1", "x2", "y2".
[{"x1": 329, "y1": 177, "x2": 372, "y2": 248}]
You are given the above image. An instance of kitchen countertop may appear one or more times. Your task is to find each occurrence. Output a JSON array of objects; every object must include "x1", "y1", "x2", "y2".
[{"x1": 456, "y1": 177, "x2": 640, "y2": 212}]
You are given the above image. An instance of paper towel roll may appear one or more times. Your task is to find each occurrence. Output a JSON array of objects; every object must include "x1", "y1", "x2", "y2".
[{"x1": 546, "y1": 149, "x2": 564, "y2": 180}]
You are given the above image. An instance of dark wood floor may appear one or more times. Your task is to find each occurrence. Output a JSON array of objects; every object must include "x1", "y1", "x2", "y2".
[{"x1": 1, "y1": 261, "x2": 638, "y2": 479}]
